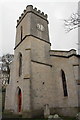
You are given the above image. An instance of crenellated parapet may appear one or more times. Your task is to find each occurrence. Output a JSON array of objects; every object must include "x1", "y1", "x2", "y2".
[{"x1": 17, "y1": 5, "x2": 48, "y2": 27}]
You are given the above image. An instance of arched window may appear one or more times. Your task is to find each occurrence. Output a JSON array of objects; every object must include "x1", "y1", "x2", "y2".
[
  {"x1": 19, "y1": 53, "x2": 22, "y2": 76},
  {"x1": 61, "y1": 69, "x2": 68, "y2": 97}
]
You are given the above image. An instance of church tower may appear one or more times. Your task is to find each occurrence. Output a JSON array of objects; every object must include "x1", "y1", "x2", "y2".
[{"x1": 5, "y1": 5, "x2": 53, "y2": 117}]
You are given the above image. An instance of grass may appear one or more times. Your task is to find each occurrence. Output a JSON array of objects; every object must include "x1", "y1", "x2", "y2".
[
  {"x1": 62, "y1": 117, "x2": 76, "y2": 120},
  {"x1": 2, "y1": 113, "x2": 77, "y2": 120},
  {"x1": 60, "y1": 114, "x2": 77, "y2": 120}
]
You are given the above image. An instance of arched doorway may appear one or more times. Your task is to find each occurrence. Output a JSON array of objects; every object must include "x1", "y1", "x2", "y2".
[{"x1": 17, "y1": 87, "x2": 22, "y2": 113}]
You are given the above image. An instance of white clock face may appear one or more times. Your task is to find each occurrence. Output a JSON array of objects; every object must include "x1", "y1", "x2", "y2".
[{"x1": 37, "y1": 23, "x2": 45, "y2": 32}]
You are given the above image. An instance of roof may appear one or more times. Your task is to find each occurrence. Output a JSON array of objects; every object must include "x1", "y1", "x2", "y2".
[{"x1": 50, "y1": 49, "x2": 80, "y2": 58}]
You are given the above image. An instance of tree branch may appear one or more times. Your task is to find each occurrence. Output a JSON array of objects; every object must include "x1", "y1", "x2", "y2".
[{"x1": 64, "y1": 12, "x2": 80, "y2": 32}]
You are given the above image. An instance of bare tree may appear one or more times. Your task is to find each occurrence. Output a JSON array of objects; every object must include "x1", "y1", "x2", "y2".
[
  {"x1": 64, "y1": 12, "x2": 80, "y2": 32},
  {"x1": 1, "y1": 54, "x2": 14, "y2": 85},
  {"x1": 64, "y1": 11, "x2": 80, "y2": 54}
]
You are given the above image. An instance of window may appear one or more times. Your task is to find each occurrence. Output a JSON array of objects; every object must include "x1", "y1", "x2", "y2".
[
  {"x1": 61, "y1": 69, "x2": 68, "y2": 97},
  {"x1": 21, "y1": 26, "x2": 23, "y2": 41},
  {"x1": 19, "y1": 53, "x2": 22, "y2": 76}
]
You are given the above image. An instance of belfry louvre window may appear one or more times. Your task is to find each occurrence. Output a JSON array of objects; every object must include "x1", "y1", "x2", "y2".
[
  {"x1": 19, "y1": 53, "x2": 22, "y2": 76},
  {"x1": 61, "y1": 69, "x2": 68, "y2": 97}
]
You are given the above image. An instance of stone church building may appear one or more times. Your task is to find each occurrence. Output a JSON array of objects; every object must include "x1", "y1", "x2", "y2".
[{"x1": 5, "y1": 5, "x2": 80, "y2": 118}]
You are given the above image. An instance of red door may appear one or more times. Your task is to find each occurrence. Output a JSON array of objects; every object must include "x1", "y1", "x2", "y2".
[{"x1": 18, "y1": 88, "x2": 22, "y2": 112}]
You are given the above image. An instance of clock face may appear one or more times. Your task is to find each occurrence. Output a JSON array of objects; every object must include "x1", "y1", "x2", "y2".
[{"x1": 37, "y1": 23, "x2": 45, "y2": 32}]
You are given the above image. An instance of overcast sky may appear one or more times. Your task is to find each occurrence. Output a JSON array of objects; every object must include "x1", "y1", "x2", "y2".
[{"x1": 0, "y1": 0, "x2": 79, "y2": 56}]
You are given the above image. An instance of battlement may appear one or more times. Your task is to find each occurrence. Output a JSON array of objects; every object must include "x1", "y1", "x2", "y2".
[{"x1": 17, "y1": 5, "x2": 48, "y2": 26}]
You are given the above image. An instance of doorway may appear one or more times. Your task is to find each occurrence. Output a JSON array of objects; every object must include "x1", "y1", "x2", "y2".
[{"x1": 17, "y1": 87, "x2": 22, "y2": 112}]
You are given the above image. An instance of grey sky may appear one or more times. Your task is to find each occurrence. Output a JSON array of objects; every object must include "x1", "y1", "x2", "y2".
[{"x1": 0, "y1": 0, "x2": 79, "y2": 56}]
